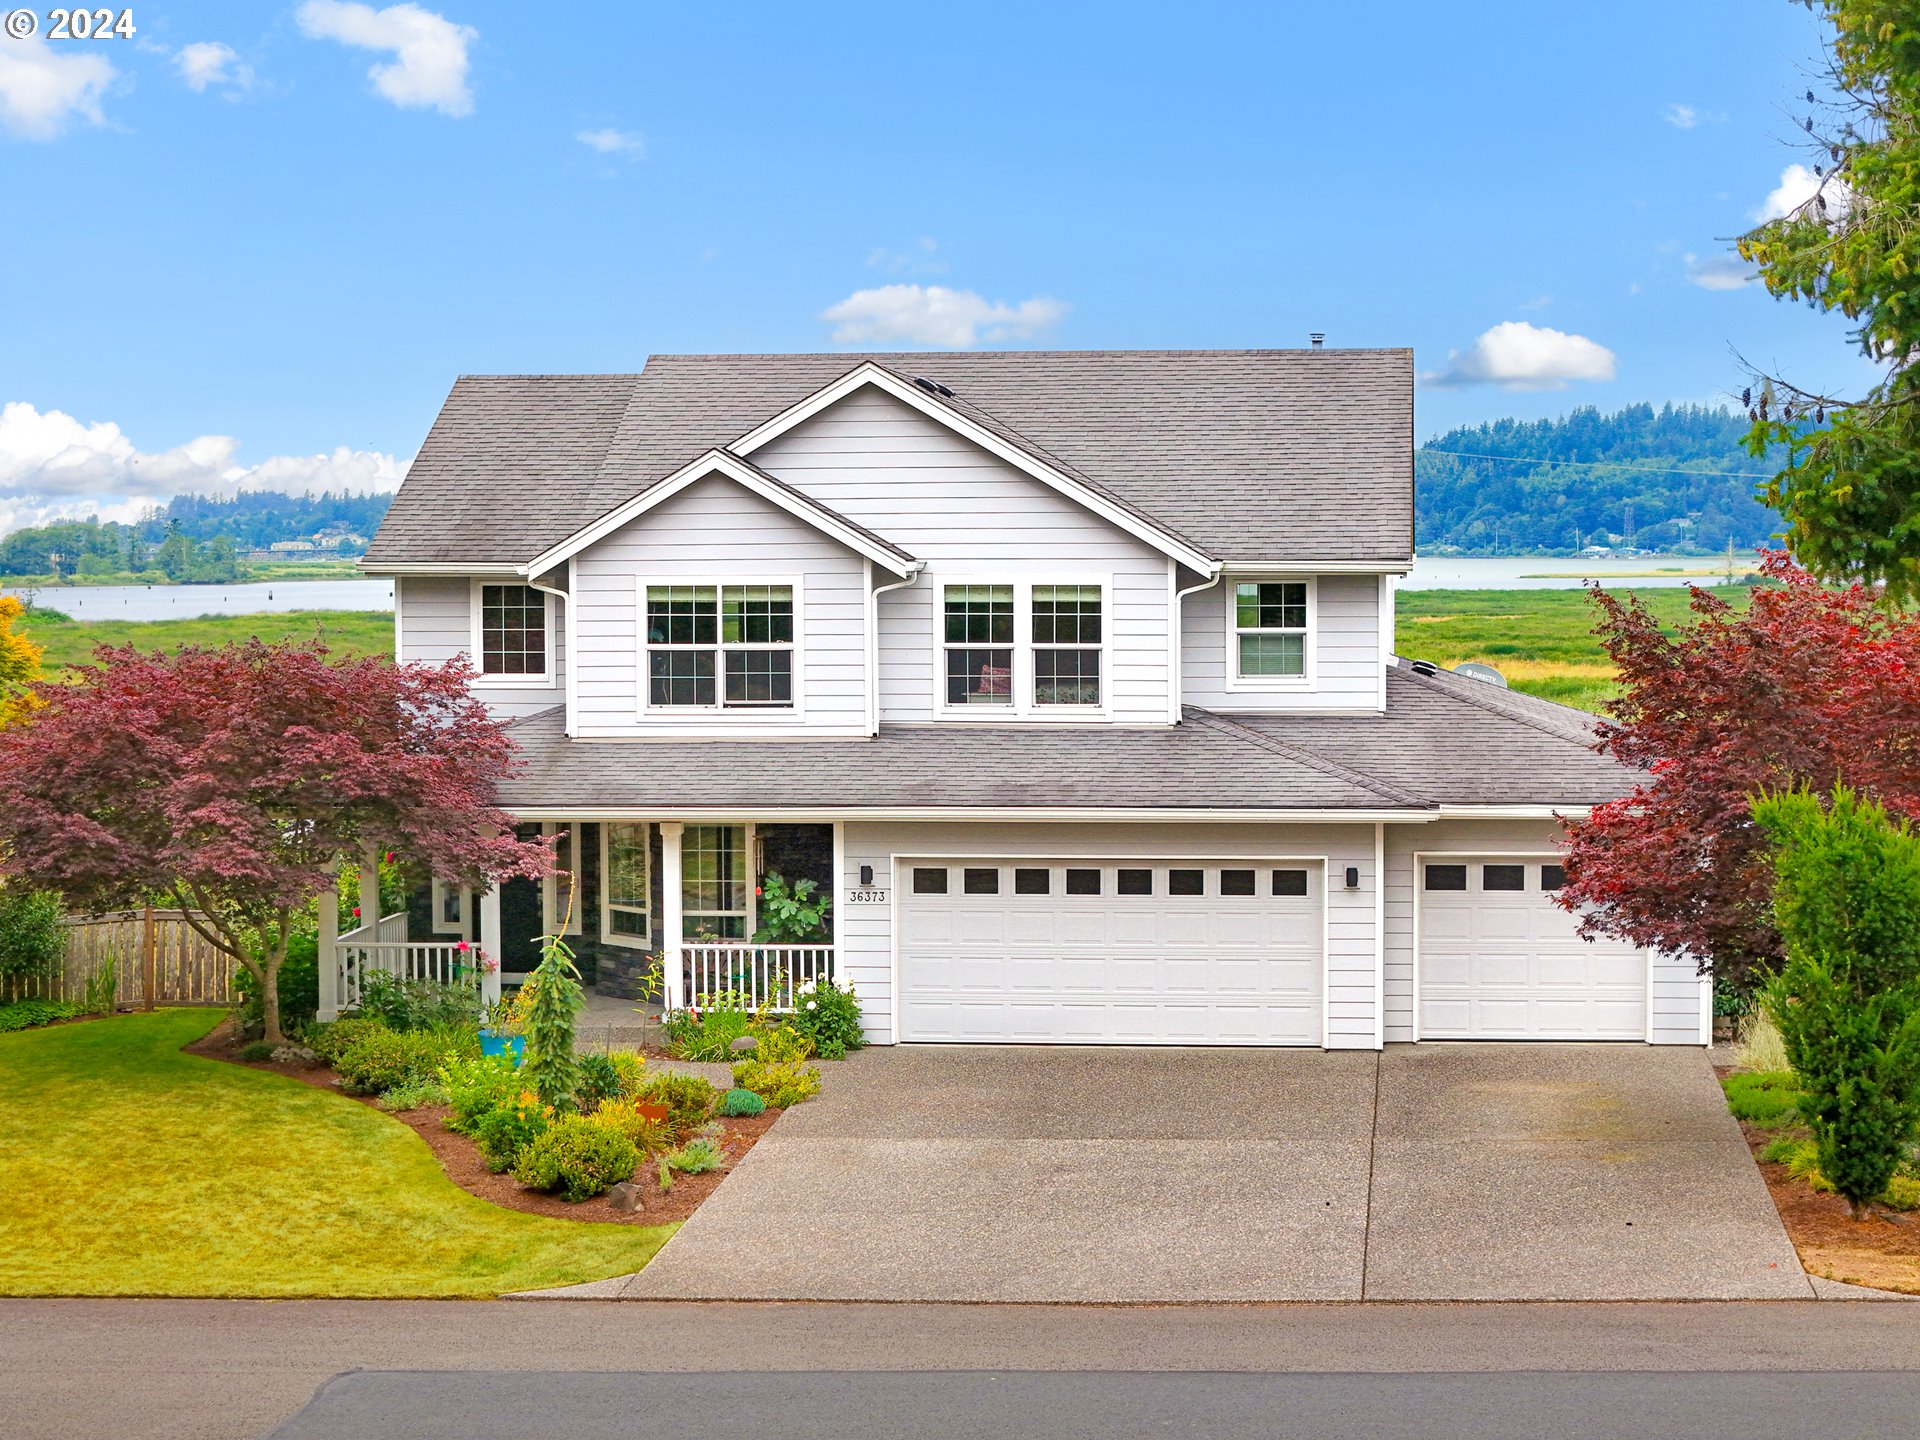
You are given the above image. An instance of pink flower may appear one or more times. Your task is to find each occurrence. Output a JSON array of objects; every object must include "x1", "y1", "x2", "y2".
[
  {"x1": 351, "y1": 906, "x2": 361, "y2": 917},
  {"x1": 480, "y1": 957, "x2": 499, "y2": 974},
  {"x1": 384, "y1": 851, "x2": 397, "y2": 864},
  {"x1": 454, "y1": 940, "x2": 471, "y2": 953}
]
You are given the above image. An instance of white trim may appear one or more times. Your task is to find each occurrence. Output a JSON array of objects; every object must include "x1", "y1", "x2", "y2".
[
  {"x1": 429, "y1": 877, "x2": 470, "y2": 937},
  {"x1": 636, "y1": 575, "x2": 807, "y2": 722},
  {"x1": 1373, "y1": 821, "x2": 1385, "y2": 1051},
  {"x1": 832, "y1": 818, "x2": 846, "y2": 956},
  {"x1": 1224, "y1": 576, "x2": 1317, "y2": 693},
  {"x1": 1435, "y1": 805, "x2": 1590, "y2": 820},
  {"x1": 469, "y1": 578, "x2": 556, "y2": 689},
  {"x1": 1220, "y1": 560, "x2": 1413, "y2": 576},
  {"x1": 932, "y1": 574, "x2": 1114, "y2": 722},
  {"x1": 659, "y1": 822, "x2": 684, "y2": 1008},
  {"x1": 1376, "y1": 573, "x2": 1392, "y2": 713},
  {"x1": 889, "y1": 850, "x2": 1330, "y2": 1048},
  {"x1": 525, "y1": 447, "x2": 922, "y2": 580},
  {"x1": 1699, "y1": 967, "x2": 1714, "y2": 1048},
  {"x1": 361, "y1": 561, "x2": 524, "y2": 577},
  {"x1": 540, "y1": 822, "x2": 583, "y2": 937},
  {"x1": 599, "y1": 820, "x2": 652, "y2": 950},
  {"x1": 392, "y1": 575, "x2": 405, "y2": 663},
  {"x1": 1411, "y1": 848, "x2": 1655, "y2": 1044},
  {"x1": 1170, "y1": 565, "x2": 1223, "y2": 725},
  {"x1": 509, "y1": 805, "x2": 1435, "y2": 823},
  {"x1": 729, "y1": 364, "x2": 1220, "y2": 574}
]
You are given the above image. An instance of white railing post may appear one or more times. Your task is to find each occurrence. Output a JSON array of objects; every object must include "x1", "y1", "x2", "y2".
[
  {"x1": 660, "y1": 822, "x2": 684, "y2": 1011},
  {"x1": 316, "y1": 881, "x2": 340, "y2": 1022},
  {"x1": 358, "y1": 841, "x2": 381, "y2": 934},
  {"x1": 478, "y1": 885, "x2": 502, "y2": 1010}
]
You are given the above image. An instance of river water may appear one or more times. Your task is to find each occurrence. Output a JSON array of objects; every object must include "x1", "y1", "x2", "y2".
[{"x1": 4, "y1": 555, "x2": 1750, "y2": 621}]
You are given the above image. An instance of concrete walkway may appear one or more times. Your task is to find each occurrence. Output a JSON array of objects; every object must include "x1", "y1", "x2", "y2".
[{"x1": 575, "y1": 1043, "x2": 1812, "y2": 1303}]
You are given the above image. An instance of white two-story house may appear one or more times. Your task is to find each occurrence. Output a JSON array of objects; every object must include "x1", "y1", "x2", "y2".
[{"x1": 342, "y1": 348, "x2": 1705, "y2": 1049}]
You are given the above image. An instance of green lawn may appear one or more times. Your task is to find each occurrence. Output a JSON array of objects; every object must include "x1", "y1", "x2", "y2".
[
  {"x1": 0, "y1": 1010, "x2": 672, "y2": 1298},
  {"x1": 19, "y1": 609, "x2": 394, "y2": 677},
  {"x1": 1394, "y1": 585, "x2": 1752, "y2": 712}
]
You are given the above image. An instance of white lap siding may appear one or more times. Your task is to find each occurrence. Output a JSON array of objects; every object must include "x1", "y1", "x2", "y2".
[
  {"x1": 1381, "y1": 817, "x2": 1704, "y2": 1046},
  {"x1": 394, "y1": 575, "x2": 566, "y2": 720},
  {"x1": 569, "y1": 475, "x2": 870, "y2": 737},
  {"x1": 750, "y1": 387, "x2": 1176, "y2": 725},
  {"x1": 838, "y1": 821, "x2": 1382, "y2": 1047},
  {"x1": 1181, "y1": 572, "x2": 1386, "y2": 714}
]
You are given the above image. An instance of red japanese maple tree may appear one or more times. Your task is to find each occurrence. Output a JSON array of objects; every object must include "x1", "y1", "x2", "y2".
[
  {"x1": 1560, "y1": 553, "x2": 1920, "y2": 985},
  {"x1": 0, "y1": 641, "x2": 547, "y2": 1041}
]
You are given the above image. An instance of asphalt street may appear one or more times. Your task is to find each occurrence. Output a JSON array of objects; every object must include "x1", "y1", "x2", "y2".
[
  {"x1": 263, "y1": 1369, "x2": 1920, "y2": 1440},
  {"x1": 5, "y1": 1299, "x2": 1920, "y2": 1440}
]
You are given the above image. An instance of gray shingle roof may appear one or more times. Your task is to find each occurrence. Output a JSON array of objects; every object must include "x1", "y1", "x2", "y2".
[
  {"x1": 492, "y1": 667, "x2": 1636, "y2": 814},
  {"x1": 495, "y1": 704, "x2": 1422, "y2": 813},
  {"x1": 1236, "y1": 661, "x2": 1637, "y2": 806},
  {"x1": 366, "y1": 349, "x2": 1414, "y2": 567}
]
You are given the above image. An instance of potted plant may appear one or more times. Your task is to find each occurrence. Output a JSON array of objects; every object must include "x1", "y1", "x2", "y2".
[{"x1": 473, "y1": 949, "x2": 526, "y2": 1061}]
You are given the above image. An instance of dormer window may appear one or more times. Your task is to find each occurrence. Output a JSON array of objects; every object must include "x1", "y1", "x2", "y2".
[
  {"x1": 1233, "y1": 580, "x2": 1312, "y2": 684},
  {"x1": 474, "y1": 582, "x2": 550, "y2": 685},
  {"x1": 645, "y1": 583, "x2": 795, "y2": 709}
]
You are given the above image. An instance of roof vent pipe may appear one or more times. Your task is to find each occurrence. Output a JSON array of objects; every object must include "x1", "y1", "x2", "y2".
[{"x1": 1309, "y1": 332, "x2": 1325, "y2": 349}]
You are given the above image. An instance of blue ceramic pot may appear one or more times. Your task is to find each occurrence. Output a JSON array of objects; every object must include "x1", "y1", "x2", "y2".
[{"x1": 479, "y1": 1031, "x2": 525, "y2": 1062}]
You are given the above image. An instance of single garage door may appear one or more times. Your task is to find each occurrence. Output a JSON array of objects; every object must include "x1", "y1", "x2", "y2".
[
  {"x1": 1418, "y1": 856, "x2": 1647, "y2": 1040},
  {"x1": 897, "y1": 859, "x2": 1323, "y2": 1045}
]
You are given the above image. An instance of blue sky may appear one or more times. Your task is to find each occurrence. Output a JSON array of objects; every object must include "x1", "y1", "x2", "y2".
[{"x1": 0, "y1": 0, "x2": 1881, "y2": 534}]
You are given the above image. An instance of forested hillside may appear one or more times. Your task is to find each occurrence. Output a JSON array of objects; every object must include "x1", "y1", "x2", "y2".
[
  {"x1": 1416, "y1": 403, "x2": 1784, "y2": 553},
  {"x1": 0, "y1": 491, "x2": 393, "y2": 581}
]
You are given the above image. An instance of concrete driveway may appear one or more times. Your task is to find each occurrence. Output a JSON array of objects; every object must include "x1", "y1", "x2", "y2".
[{"x1": 605, "y1": 1043, "x2": 1810, "y2": 1303}]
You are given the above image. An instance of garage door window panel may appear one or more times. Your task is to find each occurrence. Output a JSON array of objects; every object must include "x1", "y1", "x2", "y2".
[
  {"x1": 912, "y1": 867, "x2": 948, "y2": 895},
  {"x1": 1483, "y1": 864, "x2": 1526, "y2": 892},
  {"x1": 963, "y1": 867, "x2": 1000, "y2": 895},
  {"x1": 1424, "y1": 863, "x2": 1468, "y2": 891},
  {"x1": 1272, "y1": 869, "x2": 1309, "y2": 897},
  {"x1": 1117, "y1": 868, "x2": 1153, "y2": 896},
  {"x1": 1168, "y1": 868, "x2": 1205, "y2": 896},
  {"x1": 1014, "y1": 867, "x2": 1051, "y2": 895},
  {"x1": 1065, "y1": 868, "x2": 1101, "y2": 895}
]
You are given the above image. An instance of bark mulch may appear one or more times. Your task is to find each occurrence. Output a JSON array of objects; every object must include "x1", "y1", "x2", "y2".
[
  {"x1": 187, "y1": 1021, "x2": 779, "y2": 1227},
  {"x1": 1736, "y1": 1118, "x2": 1920, "y2": 1295}
]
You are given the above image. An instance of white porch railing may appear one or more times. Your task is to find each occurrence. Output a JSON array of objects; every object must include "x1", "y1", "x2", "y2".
[
  {"x1": 332, "y1": 911, "x2": 474, "y2": 1013},
  {"x1": 684, "y1": 943, "x2": 835, "y2": 1013}
]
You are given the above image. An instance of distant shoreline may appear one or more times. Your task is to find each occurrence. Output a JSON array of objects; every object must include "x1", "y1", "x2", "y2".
[{"x1": 1, "y1": 566, "x2": 363, "y2": 589}]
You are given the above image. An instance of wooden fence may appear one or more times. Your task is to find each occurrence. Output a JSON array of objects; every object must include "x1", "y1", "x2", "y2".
[{"x1": 8, "y1": 909, "x2": 238, "y2": 1008}]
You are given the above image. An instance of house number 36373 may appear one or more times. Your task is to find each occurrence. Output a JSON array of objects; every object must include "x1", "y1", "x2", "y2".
[{"x1": 845, "y1": 888, "x2": 889, "y2": 905}]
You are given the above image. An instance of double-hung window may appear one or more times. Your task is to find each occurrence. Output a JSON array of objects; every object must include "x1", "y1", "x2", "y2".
[
  {"x1": 601, "y1": 822, "x2": 650, "y2": 948},
  {"x1": 477, "y1": 583, "x2": 548, "y2": 681},
  {"x1": 943, "y1": 584, "x2": 1014, "y2": 706},
  {"x1": 1032, "y1": 584, "x2": 1101, "y2": 706},
  {"x1": 645, "y1": 584, "x2": 795, "y2": 709},
  {"x1": 541, "y1": 822, "x2": 582, "y2": 937},
  {"x1": 1234, "y1": 580, "x2": 1310, "y2": 681},
  {"x1": 683, "y1": 824, "x2": 749, "y2": 939}
]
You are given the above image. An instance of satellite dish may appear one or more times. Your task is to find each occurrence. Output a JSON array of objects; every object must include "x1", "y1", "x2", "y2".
[{"x1": 1450, "y1": 661, "x2": 1509, "y2": 688}]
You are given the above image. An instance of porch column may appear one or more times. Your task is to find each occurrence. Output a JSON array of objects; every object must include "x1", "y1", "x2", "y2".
[
  {"x1": 660, "y1": 821, "x2": 685, "y2": 1011},
  {"x1": 358, "y1": 840, "x2": 381, "y2": 929},
  {"x1": 316, "y1": 880, "x2": 340, "y2": 1022},
  {"x1": 478, "y1": 885, "x2": 502, "y2": 1008}
]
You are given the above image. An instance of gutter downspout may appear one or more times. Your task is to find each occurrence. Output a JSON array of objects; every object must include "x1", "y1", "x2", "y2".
[
  {"x1": 868, "y1": 564, "x2": 925, "y2": 735},
  {"x1": 526, "y1": 569, "x2": 573, "y2": 737},
  {"x1": 1170, "y1": 565, "x2": 1224, "y2": 724}
]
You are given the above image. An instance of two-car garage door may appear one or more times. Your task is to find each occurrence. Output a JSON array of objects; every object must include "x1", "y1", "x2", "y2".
[
  {"x1": 1417, "y1": 856, "x2": 1648, "y2": 1040},
  {"x1": 898, "y1": 859, "x2": 1323, "y2": 1045}
]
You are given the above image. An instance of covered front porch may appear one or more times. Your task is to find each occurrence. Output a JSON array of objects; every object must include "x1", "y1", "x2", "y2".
[{"x1": 319, "y1": 820, "x2": 840, "y2": 1021}]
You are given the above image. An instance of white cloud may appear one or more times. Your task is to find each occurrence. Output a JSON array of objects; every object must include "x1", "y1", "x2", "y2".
[
  {"x1": 1421, "y1": 321, "x2": 1617, "y2": 391},
  {"x1": 576, "y1": 127, "x2": 643, "y2": 155},
  {"x1": 1755, "y1": 162, "x2": 1851, "y2": 222},
  {"x1": 820, "y1": 284, "x2": 1068, "y2": 348},
  {"x1": 1686, "y1": 251, "x2": 1756, "y2": 291},
  {"x1": 296, "y1": 1, "x2": 476, "y2": 117},
  {"x1": 1664, "y1": 103, "x2": 1699, "y2": 129},
  {"x1": 174, "y1": 42, "x2": 253, "y2": 94},
  {"x1": 0, "y1": 35, "x2": 115, "y2": 140},
  {"x1": 0, "y1": 401, "x2": 405, "y2": 537}
]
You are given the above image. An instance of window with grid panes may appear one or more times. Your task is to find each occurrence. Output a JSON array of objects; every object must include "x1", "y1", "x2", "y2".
[
  {"x1": 1234, "y1": 581, "x2": 1308, "y2": 679},
  {"x1": 943, "y1": 584, "x2": 1014, "y2": 705},
  {"x1": 479, "y1": 584, "x2": 547, "y2": 677},
  {"x1": 645, "y1": 584, "x2": 794, "y2": 708},
  {"x1": 1032, "y1": 584, "x2": 1101, "y2": 705},
  {"x1": 682, "y1": 824, "x2": 748, "y2": 938}
]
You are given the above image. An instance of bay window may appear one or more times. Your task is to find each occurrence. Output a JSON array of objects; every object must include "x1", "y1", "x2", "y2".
[{"x1": 645, "y1": 583, "x2": 794, "y2": 709}]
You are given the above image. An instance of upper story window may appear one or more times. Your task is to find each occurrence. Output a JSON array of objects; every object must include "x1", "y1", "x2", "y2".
[
  {"x1": 1233, "y1": 580, "x2": 1310, "y2": 683},
  {"x1": 943, "y1": 580, "x2": 1106, "y2": 712},
  {"x1": 1032, "y1": 584, "x2": 1101, "y2": 706},
  {"x1": 477, "y1": 583, "x2": 548, "y2": 682},
  {"x1": 645, "y1": 583, "x2": 795, "y2": 709},
  {"x1": 943, "y1": 584, "x2": 1014, "y2": 706}
]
